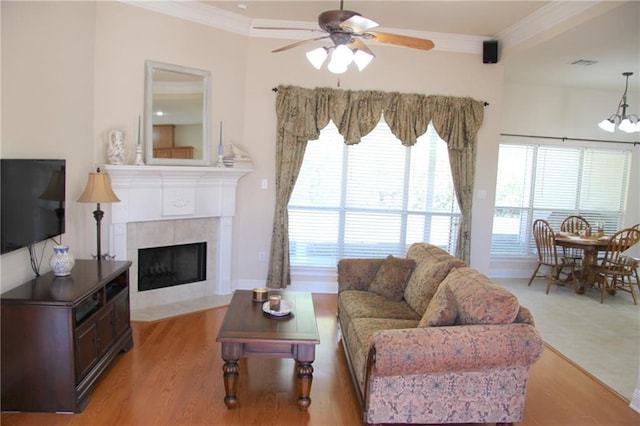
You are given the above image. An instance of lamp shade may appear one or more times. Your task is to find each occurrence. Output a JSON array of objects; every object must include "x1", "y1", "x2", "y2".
[
  {"x1": 618, "y1": 117, "x2": 636, "y2": 133},
  {"x1": 77, "y1": 170, "x2": 120, "y2": 203},
  {"x1": 598, "y1": 118, "x2": 616, "y2": 132},
  {"x1": 306, "y1": 47, "x2": 328, "y2": 69},
  {"x1": 353, "y1": 49, "x2": 374, "y2": 71}
]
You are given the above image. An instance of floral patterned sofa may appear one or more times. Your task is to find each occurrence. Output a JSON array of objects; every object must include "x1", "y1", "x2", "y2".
[{"x1": 337, "y1": 243, "x2": 544, "y2": 425}]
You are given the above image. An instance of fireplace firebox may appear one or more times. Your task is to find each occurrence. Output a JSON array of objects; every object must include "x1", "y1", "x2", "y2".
[{"x1": 138, "y1": 242, "x2": 207, "y2": 292}]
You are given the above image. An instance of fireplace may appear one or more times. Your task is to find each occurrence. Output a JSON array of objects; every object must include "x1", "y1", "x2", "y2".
[
  {"x1": 104, "y1": 165, "x2": 250, "y2": 312},
  {"x1": 138, "y1": 242, "x2": 207, "y2": 291}
]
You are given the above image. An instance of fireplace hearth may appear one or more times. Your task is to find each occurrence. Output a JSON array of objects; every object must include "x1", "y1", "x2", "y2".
[{"x1": 138, "y1": 242, "x2": 206, "y2": 292}]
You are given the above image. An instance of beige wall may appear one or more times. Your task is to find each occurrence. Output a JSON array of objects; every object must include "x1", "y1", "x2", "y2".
[
  {"x1": 1, "y1": 1, "x2": 97, "y2": 288},
  {"x1": 2, "y1": 1, "x2": 637, "y2": 292}
]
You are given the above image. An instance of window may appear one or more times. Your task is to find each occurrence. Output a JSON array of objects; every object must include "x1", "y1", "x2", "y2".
[
  {"x1": 288, "y1": 119, "x2": 459, "y2": 267},
  {"x1": 491, "y1": 143, "x2": 631, "y2": 255}
]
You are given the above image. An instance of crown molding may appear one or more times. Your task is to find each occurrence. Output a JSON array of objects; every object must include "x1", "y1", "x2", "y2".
[
  {"x1": 497, "y1": 0, "x2": 602, "y2": 51},
  {"x1": 119, "y1": 0, "x2": 252, "y2": 36}
]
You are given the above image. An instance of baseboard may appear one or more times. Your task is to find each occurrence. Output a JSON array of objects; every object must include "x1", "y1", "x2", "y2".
[
  {"x1": 234, "y1": 267, "x2": 338, "y2": 293},
  {"x1": 631, "y1": 386, "x2": 640, "y2": 413}
]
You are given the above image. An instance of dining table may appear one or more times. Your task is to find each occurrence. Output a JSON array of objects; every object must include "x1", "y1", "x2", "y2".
[{"x1": 554, "y1": 233, "x2": 610, "y2": 294}]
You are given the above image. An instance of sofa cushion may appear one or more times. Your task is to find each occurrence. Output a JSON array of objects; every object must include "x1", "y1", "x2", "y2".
[
  {"x1": 368, "y1": 255, "x2": 416, "y2": 302},
  {"x1": 337, "y1": 258, "x2": 385, "y2": 292},
  {"x1": 403, "y1": 258, "x2": 466, "y2": 316},
  {"x1": 442, "y1": 268, "x2": 520, "y2": 325},
  {"x1": 419, "y1": 284, "x2": 457, "y2": 327},
  {"x1": 338, "y1": 290, "x2": 421, "y2": 336}
]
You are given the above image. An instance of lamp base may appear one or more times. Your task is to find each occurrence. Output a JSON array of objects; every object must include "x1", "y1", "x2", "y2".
[{"x1": 92, "y1": 253, "x2": 116, "y2": 261}]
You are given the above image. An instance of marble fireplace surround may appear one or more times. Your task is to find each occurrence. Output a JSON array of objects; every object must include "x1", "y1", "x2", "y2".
[{"x1": 104, "y1": 165, "x2": 250, "y2": 312}]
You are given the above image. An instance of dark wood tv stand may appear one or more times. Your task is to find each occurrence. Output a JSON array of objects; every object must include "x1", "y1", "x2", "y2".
[{"x1": 1, "y1": 259, "x2": 133, "y2": 413}]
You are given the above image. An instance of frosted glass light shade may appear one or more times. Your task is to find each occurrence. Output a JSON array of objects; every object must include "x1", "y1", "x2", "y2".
[
  {"x1": 598, "y1": 118, "x2": 615, "y2": 132},
  {"x1": 306, "y1": 47, "x2": 328, "y2": 69},
  {"x1": 353, "y1": 50, "x2": 374, "y2": 71},
  {"x1": 328, "y1": 45, "x2": 353, "y2": 74},
  {"x1": 618, "y1": 117, "x2": 636, "y2": 133},
  {"x1": 327, "y1": 60, "x2": 348, "y2": 74}
]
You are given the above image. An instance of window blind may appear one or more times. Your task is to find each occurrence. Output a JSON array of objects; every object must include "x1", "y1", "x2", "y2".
[
  {"x1": 491, "y1": 143, "x2": 630, "y2": 255},
  {"x1": 289, "y1": 119, "x2": 459, "y2": 267}
]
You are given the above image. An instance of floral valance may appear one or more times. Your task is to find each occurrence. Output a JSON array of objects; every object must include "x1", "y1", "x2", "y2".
[{"x1": 275, "y1": 85, "x2": 485, "y2": 150}]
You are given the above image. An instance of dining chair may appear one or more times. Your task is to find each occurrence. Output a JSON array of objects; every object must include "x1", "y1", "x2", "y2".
[
  {"x1": 560, "y1": 215, "x2": 591, "y2": 234},
  {"x1": 560, "y1": 215, "x2": 591, "y2": 266},
  {"x1": 622, "y1": 255, "x2": 640, "y2": 292},
  {"x1": 621, "y1": 224, "x2": 640, "y2": 293},
  {"x1": 592, "y1": 226, "x2": 640, "y2": 305},
  {"x1": 528, "y1": 219, "x2": 578, "y2": 294}
]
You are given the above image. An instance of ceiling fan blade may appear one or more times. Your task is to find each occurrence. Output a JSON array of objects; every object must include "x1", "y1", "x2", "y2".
[
  {"x1": 272, "y1": 35, "x2": 331, "y2": 53},
  {"x1": 253, "y1": 26, "x2": 324, "y2": 33},
  {"x1": 340, "y1": 14, "x2": 378, "y2": 33},
  {"x1": 366, "y1": 31, "x2": 434, "y2": 51},
  {"x1": 348, "y1": 38, "x2": 375, "y2": 57}
]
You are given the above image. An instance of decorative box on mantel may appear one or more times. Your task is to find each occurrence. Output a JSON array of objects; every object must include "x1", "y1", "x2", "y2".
[{"x1": 103, "y1": 165, "x2": 251, "y2": 312}]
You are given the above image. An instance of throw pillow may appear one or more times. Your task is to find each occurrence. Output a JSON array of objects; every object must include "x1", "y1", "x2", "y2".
[
  {"x1": 403, "y1": 258, "x2": 466, "y2": 316},
  {"x1": 368, "y1": 255, "x2": 416, "y2": 302},
  {"x1": 419, "y1": 283, "x2": 457, "y2": 327},
  {"x1": 442, "y1": 268, "x2": 520, "y2": 325}
]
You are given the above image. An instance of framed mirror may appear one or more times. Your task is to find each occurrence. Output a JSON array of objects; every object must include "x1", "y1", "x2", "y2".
[{"x1": 145, "y1": 60, "x2": 211, "y2": 166}]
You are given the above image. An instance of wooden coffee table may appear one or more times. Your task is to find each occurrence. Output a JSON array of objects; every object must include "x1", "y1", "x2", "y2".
[{"x1": 215, "y1": 290, "x2": 320, "y2": 410}]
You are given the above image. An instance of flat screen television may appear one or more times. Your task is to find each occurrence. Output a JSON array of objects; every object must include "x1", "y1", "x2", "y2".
[{"x1": 1, "y1": 159, "x2": 66, "y2": 255}]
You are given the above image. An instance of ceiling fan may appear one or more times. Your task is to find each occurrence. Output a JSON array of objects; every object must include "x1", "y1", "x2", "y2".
[{"x1": 253, "y1": 0, "x2": 435, "y2": 74}]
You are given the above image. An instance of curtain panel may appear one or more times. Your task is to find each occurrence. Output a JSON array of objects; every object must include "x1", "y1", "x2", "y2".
[{"x1": 267, "y1": 85, "x2": 485, "y2": 288}]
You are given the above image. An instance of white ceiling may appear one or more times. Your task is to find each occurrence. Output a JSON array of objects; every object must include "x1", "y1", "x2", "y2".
[{"x1": 203, "y1": 0, "x2": 639, "y2": 92}]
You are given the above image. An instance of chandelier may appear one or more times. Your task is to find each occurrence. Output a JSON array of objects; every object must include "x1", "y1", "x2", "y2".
[{"x1": 598, "y1": 72, "x2": 640, "y2": 133}]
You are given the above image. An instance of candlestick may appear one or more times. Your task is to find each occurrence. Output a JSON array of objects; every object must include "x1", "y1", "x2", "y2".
[
  {"x1": 134, "y1": 144, "x2": 145, "y2": 166},
  {"x1": 137, "y1": 116, "x2": 141, "y2": 146}
]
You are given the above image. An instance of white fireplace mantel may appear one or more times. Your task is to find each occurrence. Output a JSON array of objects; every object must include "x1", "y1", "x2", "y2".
[{"x1": 103, "y1": 165, "x2": 250, "y2": 307}]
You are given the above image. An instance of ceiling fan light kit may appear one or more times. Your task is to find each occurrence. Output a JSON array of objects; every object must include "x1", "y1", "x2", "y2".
[
  {"x1": 598, "y1": 72, "x2": 640, "y2": 133},
  {"x1": 258, "y1": 0, "x2": 434, "y2": 75},
  {"x1": 305, "y1": 44, "x2": 374, "y2": 74}
]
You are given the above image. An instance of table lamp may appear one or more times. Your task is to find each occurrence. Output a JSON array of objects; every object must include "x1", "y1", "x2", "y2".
[{"x1": 77, "y1": 167, "x2": 120, "y2": 260}]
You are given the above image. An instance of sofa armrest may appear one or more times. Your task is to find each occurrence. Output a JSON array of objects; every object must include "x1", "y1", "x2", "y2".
[
  {"x1": 337, "y1": 258, "x2": 384, "y2": 292},
  {"x1": 368, "y1": 324, "x2": 544, "y2": 377}
]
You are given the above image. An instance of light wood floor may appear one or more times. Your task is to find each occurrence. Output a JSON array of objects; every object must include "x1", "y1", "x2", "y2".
[{"x1": 2, "y1": 293, "x2": 639, "y2": 426}]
